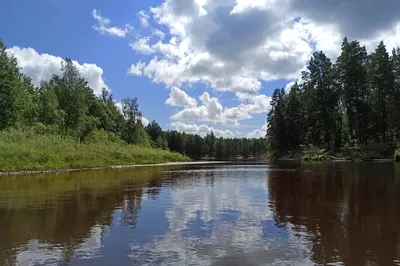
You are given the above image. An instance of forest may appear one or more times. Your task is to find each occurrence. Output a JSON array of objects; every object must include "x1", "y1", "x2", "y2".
[
  {"x1": 0, "y1": 39, "x2": 267, "y2": 171},
  {"x1": 267, "y1": 38, "x2": 400, "y2": 160}
]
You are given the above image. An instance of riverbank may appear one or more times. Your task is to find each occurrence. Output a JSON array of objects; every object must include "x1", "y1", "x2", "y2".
[
  {"x1": 0, "y1": 129, "x2": 191, "y2": 173},
  {"x1": 296, "y1": 144, "x2": 399, "y2": 162},
  {"x1": 0, "y1": 161, "x2": 228, "y2": 176}
]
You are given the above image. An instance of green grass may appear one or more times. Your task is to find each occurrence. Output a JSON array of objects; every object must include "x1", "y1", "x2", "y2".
[
  {"x1": 0, "y1": 129, "x2": 191, "y2": 172},
  {"x1": 302, "y1": 154, "x2": 327, "y2": 161}
]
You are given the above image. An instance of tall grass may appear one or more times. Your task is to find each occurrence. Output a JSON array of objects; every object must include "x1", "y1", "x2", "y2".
[{"x1": 0, "y1": 129, "x2": 191, "y2": 172}]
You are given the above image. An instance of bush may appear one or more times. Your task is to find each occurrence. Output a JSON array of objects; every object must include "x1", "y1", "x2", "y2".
[
  {"x1": 0, "y1": 129, "x2": 191, "y2": 172},
  {"x1": 302, "y1": 154, "x2": 327, "y2": 161},
  {"x1": 395, "y1": 150, "x2": 400, "y2": 162},
  {"x1": 83, "y1": 129, "x2": 125, "y2": 145}
]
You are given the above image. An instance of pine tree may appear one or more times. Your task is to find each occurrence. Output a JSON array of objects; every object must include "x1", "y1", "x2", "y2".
[
  {"x1": 205, "y1": 132, "x2": 216, "y2": 157},
  {"x1": 285, "y1": 83, "x2": 303, "y2": 150},
  {"x1": 215, "y1": 137, "x2": 226, "y2": 159},
  {"x1": 337, "y1": 38, "x2": 369, "y2": 144},
  {"x1": 305, "y1": 51, "x2": 339, "y2": 148},
  {"x1": 367, "y1": 42, "x2": 394, "y2": 143},
  {"x1": 390, "y1": 48, "x2": 400, "y2": 141},
  {"x1": 267, "y1": 88, "x2": 287, "y2": 153}
]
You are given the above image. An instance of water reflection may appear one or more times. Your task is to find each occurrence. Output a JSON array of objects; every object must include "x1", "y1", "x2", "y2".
[
  {"x1": 0, "y1": 162, "x2": 400, "y2": 265},
  {"x1": 269, "y1": 162, "x2": 400, "y2": 266}
]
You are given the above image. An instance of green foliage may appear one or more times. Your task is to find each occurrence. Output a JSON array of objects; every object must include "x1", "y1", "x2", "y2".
[
  {"x1": 0, "y1": 40, "x2": 38, "y2": 129},
  {"x1": 83, "y1": 129, "x2": 126, "y2": 145},
  {"x1": 267, "y1": 37, "x2": 400, "y2": 158},
  {"x1": 267, "y1": 88, "x2": 287, "y2": 154},
  {"x1": 395, "y1": 149, "x2": 400, "y2": 162},
  {"x1": 0, "y1": 129, "x2": 190, "y2": 172},
  {"x1": 285, "y1": 83, "x2": 303, "y2": 150},
  {"x1": 337, "y1": 38, "x2": 370, "y2": 144},
  {"x1": 145, "y1": 120, "x2": 168, "y2": 150}
]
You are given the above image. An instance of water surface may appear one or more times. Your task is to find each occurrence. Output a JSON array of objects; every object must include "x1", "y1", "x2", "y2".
[{"x1": 1, "y1": 162, "x2": 400, "y2": 265}]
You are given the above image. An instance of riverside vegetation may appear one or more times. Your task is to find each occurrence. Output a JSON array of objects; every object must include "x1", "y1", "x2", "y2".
[
  {"x1": 267, "y1": 38, "x2": 400, "y2": 161},
  {"x1": 0, "y1": 39, "x2": 268, "y2": 172}
]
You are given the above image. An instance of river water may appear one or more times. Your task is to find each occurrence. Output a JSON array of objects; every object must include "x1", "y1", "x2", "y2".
[{"x1": 1, "y1": 162, "x2": 400, "y2": 266}]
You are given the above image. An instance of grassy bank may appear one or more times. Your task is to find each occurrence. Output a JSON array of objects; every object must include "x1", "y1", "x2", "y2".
[
  {"x1": 301, "y1": 144, "x2": 398, "y2": 162},
  {"x1": 0, "y1": 129, "x2": 191, "y2": 172}
]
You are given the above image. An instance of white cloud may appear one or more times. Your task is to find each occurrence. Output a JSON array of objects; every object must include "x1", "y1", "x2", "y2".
[
  {"x1": 129, "y1": 0, "x2": 313, "y2": 97},
  {"x1": 6, "y1": 46, "x2": 108, "y2": 95},
  {"x1": 129, "y1": 38, "x2": 154, "y2": 54},
  {"x1": 285, "y1": 81, "x2": 296, "y2": 92},
  {"x1": 171, "y1": 122, "x2": 235, "y2": 138},
  {"x1": 247, "y1": 123, "x2": 267, "y2": 138},
  {"x1": 92, "y1": 9, "x2": 133, "y2": 37},
  {"x1": 153, "y1": 29, "x2": 166, "y2": 40},
  {"x1": 166, "y1": 87, "x2": 198, "y2": 108},
  {"x1": 127, "y1": 0, "x2": 400, "y2": 136},
  {"x1": 141, "y1": 116, "x2": 150, "y2": 127},
  {"x1": 132, "y1": 1, "x2": 400, "y2": 93},
  {"x1": 127, "y1": 61, "x2": 146, "y2": 76},
  {"x1": 171, "y1": 92, "x2": 271, "y2": 126},
  {"x1": 138, "y1": 11, "x2": 150, "y2": 28}
]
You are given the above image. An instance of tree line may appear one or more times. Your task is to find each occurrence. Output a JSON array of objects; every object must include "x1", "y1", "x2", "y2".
[
  {"x1": 0, "y1": 39, "x2": 267, "y2": 159},
  {"x1": 145, "y1": 122, "x2": 268, "y2": 159},
  {"x1": 267, "y1": 38, "x2": 400, "y2": 155}
]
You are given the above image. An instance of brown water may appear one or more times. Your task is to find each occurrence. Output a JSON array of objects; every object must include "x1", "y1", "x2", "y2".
[{"x1": 1, "y1": 162, "x2": 400, "y2": 266}]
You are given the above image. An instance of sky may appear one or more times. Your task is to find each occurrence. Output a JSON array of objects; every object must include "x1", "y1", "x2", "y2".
[{"x1": 1, "y1": 0, "x2": 400, "y2": 138}]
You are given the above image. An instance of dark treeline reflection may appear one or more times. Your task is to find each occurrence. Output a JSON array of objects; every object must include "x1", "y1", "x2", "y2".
[
  {"x1": 269, "y1": 162, "x2": 400, "y2": 266},
  {"x1": 0, "y1": 166, "x2": 182, "y2": 266}
]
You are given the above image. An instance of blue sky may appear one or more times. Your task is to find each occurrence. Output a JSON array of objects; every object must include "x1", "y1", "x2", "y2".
[{"x1": 1, "y1": 0, "x2": 400, "y2": 137}]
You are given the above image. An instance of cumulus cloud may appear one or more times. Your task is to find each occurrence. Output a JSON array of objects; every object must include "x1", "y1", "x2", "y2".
[
  {"x1": 128, "y1": 0, "x2": 400, "y2": 136},
  {"x1": 138, "y1": 11, "x2": 150, "y2": 28},
  {"x1": 171, "y1": 121, "x2": 235, "y2": 138},
  {"x1": 130, "y1": 38, "x2": 154, "y2": 54},
  {"x1": 129, "y1": 0, "x2": 314, "y2": 96},
  {"x1": 166, "y1": 87, "x2": 198, "y2": 108},
  {"x1": 141, "y1": 116, "x2": 150, "y2": 127},
  {"x1": 92, "y1": 9, "x2": 133, "y2": 37},
  {"x1": 132, "y1": 0, "x2": 400, "y2": 90},
  {"x1": 247, "y1": 123, "x2": 267, "y2": 139},
  {"x1": 289, "y1": 0, "x2": 400, "y2": 41},
  {"x1": 6, "y1": 46, "x2": 108, "y2": 95},
  {"x1": 171, "y1": 92, "x2": 271, "y2": 126},
  {"x1": 285, "y1": 81, "x2": 296, "y2": 93},
  {"x1": 127, "y1": 61, "x2": 146, "y2": 76}
]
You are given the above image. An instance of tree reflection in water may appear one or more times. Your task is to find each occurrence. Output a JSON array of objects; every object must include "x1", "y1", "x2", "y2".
[{"x1": 269, "y1": 162, "x2": 400, "y2": 266}]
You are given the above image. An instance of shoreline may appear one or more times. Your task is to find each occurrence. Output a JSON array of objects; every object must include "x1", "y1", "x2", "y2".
[{"x1": 0, "y1": 161, "x2": 230, "y2": 177}]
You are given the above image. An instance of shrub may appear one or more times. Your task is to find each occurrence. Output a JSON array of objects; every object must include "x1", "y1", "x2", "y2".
[
  {"x1": 395, "y1": 150, "x2": 400, "y2": 162},
  {"x1": 83, "y1": 129, "x2": 125, "y2": 145}
]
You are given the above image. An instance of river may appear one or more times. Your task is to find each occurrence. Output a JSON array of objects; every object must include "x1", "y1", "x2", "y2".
[{"x1": 1, "y1": 161, "x2": 400, "y2": 266}]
